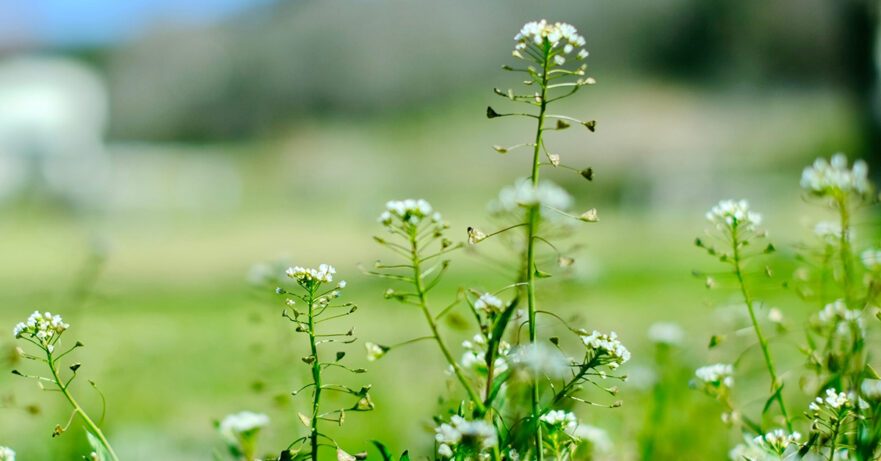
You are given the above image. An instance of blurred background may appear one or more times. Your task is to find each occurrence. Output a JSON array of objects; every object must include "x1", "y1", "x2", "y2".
[{"x1": 0, "y1": 0, "x2": 879, "y2": 459}]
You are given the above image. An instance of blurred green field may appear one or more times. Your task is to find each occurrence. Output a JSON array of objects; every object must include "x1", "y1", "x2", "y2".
[{"x1": 0, "y1": 80, "x2": 872, "y2": 459}]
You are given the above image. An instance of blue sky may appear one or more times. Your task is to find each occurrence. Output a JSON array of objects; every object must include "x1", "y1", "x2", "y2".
[{"x1": 0, "y1": 0, "x2": 274, "y2": 46}]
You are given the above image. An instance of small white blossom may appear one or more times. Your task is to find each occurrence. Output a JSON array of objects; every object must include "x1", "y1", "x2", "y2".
[
  {"x1": 647, "y1": 322, "x2": 684, "y2": 345},
  {"x1": 474, "y1": 293, "x2": 504, "y2": 313},
  {"x1": 815, "y1": 388, "x2": 851, "y2": 410},
  {"x1": 753, "y1": 429, "x2": 801, "y2": 455},
  {"x1": 581, "y1": 330, "x2": 630, "y2": 369},
  {"x1": 513, "y1": 20, "x2": 587, "y2": 63},
  {"x1": 571, "y1": 424, "x2": 613, "y2": 454},
  {"x1": 434, "y1": 415, "x2": 497, "y2": 458},
  {"x1": 285, "y1": 264, "x2": 336, "y2": 284},
  {"x1": 862, "y1": 248, "x2": 881, "y2": 270},
  {"x1": 219, "y1": 411, "x2": 269, "y2": 438},
  {"x1": 509, "y1": 342, "x2": 568, "y2": 378},
  {"x1": 861, "y1": 379, "x2": 881, "y2": 400},
  {"x1": 814, "y1": 221, "x2": 842, "y2": 243},
  {"x1": 461, "y1": 335, "x2": 510, "y2": 374},
  {"x1": 540, "y1": 409, "x2": 577, "y2": 431},
  {"x1": 365, "y1": 342, "x2": 387, "y2": 361},
  {"x1": 0, "y1": 446, "x2": 14, "y2": 461},
  {"x1": 13, "y1": 311, "x2": 69, "y2": 342},
  {"x1": 488, "y1": 178, "x2": 573, "y2": 218},
  {"x1": 817, "y1": 299, "x2": 862, "y2": 325},
  {"x1": 801, "y1": 153, "x2": 872, "y2": 197},
  {"x1": 695, "y1": 363, "x2": 734, "y2": 388},
  {"x1": 380, "y1": 199, "x2": 437, "y2": 228},
  {"x1": 706, "y1": 199, "x2": 762, "y2": 233}
]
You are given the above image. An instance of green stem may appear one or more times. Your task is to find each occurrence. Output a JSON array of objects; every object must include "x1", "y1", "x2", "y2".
[
  {"x1": 731, "y1": 229, "x2": 792, "y2": 432},
  {"x1": 526, "y1": 39, "x2": 551, "y2": 461},
  {"x1": 47, "y1": 351, "x2": 119, "y2": 461},
  {"x1": 837, "y1": 196, "x2": 855, "y2": 308},
  {"x1": 307, "y1": 286, "x2": 322, "y2": 461},
  {"x1": 408, "y1": 233, "x2": 486, "y2": 413},
  {"x1": 828, "y1": 418, "x2": 841, "y2": 461}
]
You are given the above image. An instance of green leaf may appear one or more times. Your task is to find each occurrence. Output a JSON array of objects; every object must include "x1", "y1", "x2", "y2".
[
  {"x1": 372, "y1": 441, "x2": 394, "y2": 461},
  {"x1": 708, "y1": 334, "x2": 725, "y2": 349},
  {"x1": 762, "y1": 383, "x2": 784, "y2": 416},
  {"x1": 534, "y1": 267, "x2": 552, "y2": 278},
  {"x1": 485, "y1": 369, "x2": 511, "y2": 407},
  {"x1": 399, "y1": 451, "x2": 411, "y2": 461},
  {"x1": 85, "y1": 432, "x2": 112, "y2": 461}
]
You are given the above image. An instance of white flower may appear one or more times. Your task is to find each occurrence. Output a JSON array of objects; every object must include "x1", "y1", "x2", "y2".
[
  {"x1": 540, "y1": 409, "x2": 577, "y2": 431},
  {"x1": 861, "y1": 379, "x2": 881, "y2": 400},
  {"x1": 13, "y1": 311, "x2": 69, "y2": 342},
  {"x1": 474, "y1": 293, "x2": 504, "y2": 313},
  {"x1": 0, "y1": 446, "x2": 14, "y2": 461},
  {"x1": 514, "y1": 20, "x2": 587, "y2": 63},
  {"x1": 365, "y1": 342, "x2": 387, "y2": 361},
  {"x1": 695, "y1": 363, "x2": 734, "y2": 388},
  {"x1": 801, "y1": 153, "x2": 872, "y2": 197},
  {"x1": 821, "y1": 388, "x2": 851, "y2": 409},
  {"x1": 489, "y1": 178, "x2": 573, "y2": 219},
  {"x1": 380, "y1": 199, "x2": 437, "y2": 227},
  {"x1": 434, "y1": 416, "x2": 497, "y2": 456},
  {"x1": 754, "y1": 429, "x2": 801, "y2": 454},
  {"x1": 862, "y1": 248, "x2": 881, "y2": 270},
  {"x1": 817, "y1": 299, "x2": 861, "y2": 325},
  {"x1": 285, "y1": 264, "x2": 336, "y2": 284},
  {"x1": 706, "y1": 199, "x2": 762, "y2": 233},
  {"x1": 647, "y1": 322, "x2": 684, "y2": 345},
  {"x1": 509, "y1": 342, "x2": 569, "y2": 377},
  {"x1": 581, "y1": 330, "x2": 630, "y2": 369},
  {"x1": 461, "y1": 335, "x2": 510, "y2": 374},
  {"x1": 219, "y1": 411, "x2": 269, "y2": 438},
  {"x1": 814, "y1": 221, "x2": 842, "y2": 242}
]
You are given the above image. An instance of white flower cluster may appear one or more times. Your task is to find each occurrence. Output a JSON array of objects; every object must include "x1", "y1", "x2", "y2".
[
  {"x1": 461, "y1": 334, "x2": 510, "y2": 374},
  {"x1": 488, "y1": 178, "x2": 573, "y2": 217},
  {"x1": 695, "y1": 363, "x2": 734, "y2": 388},
  {"x1": 0, "y1": 446, "x2": 13, "y2": 461},
  {"x1": 435, "y1": 416, "x2": 497, "y2": 458},
  {"x1": 581, "y1": 330, "x2": 630, "y2": 369},
  {"x1": 509, "y1": 342, "x2": 569, "y2": 378},
  {"x1": 379, "y1": 199, "x2": 441, "y2": 227},
  {"x1": 801, "y1": 154, "x2": 871, "y2": 197},
  {"x1": 474, "y1": 293, "x2": 504, "y2": 314},
  {"x1": 817, "y1": 299, "x2": 861, "y2": 325},
  {"x1": 862, "y1": 380, "x2": 881, "y2": 400},
  {"x1": 809, "y1": 388, "x2": 852, "y2": 411},
  {"x1": 814, "y1": 221, "x2": 842, "y2": 243},
  {"x1": 706, "y1": 199, "x2": 762, "y2": 233},
  {"x1": 754, "y1": 429, "x2": 801, "y2": 455},
  {"x1": 514, "y1": 20, "x2": 588, "y2": 64},
  {"x1": 862, "y1": 248, "x2": 881, "y2": 270},
  {"x1": 540, "y1": 409, "x2": 578, "y2": 431},
  {"x1": 647, "y1": 322, "x2": 684, "y2": 346},
  {"x1": 219, "y1": 411, "x2": 269, "y2": 437},
  {"x1": 13, "y1": 311, "x2": 69, "y2": 341},
  {"x1": 285, "y1": 264, "x2": 336, "y2": 284}
]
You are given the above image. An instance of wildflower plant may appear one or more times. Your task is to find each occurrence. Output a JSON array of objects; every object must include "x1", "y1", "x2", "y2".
[
  {"x1": 275, "y1": 264, "x2": 371, "y2": 461},
  {"x1": 11, "y1": 311, "x2": 118, "y2": 460},
  {"x1": 694, "y1": 153, "x2": 881, "y2": 459},
  {"x1": 367, "y1": 20, "x2": 626, "y2": 461},
  {"x1": 217, "y1": 411, "x2": 270, "y2": 461}
]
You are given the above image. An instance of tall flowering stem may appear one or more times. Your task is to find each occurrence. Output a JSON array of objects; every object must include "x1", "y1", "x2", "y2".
[
  {"x1": 278, "y1": 265, "x2": 371, "y2": 460},
  {"x1": 701, "y1": 201, "x2": 791, "y2": 431},
  {"x1": 372, "y1": 200, "x2": 485, "y2": 412},
  {"x1": 489, "y1": 20, "x2": 594, "y2": 459},
  {"x1": 12, "y1": 311, "x2": 119, "y2": 460}
]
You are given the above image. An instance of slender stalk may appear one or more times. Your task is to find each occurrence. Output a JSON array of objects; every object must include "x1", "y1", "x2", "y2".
[
  {"x1": 731, "y1": 228, "x2": 792, "y2": 431},
  {"x1": 47, "y1": 351, "x2": 119, "y2": 461},
  {"x1": 408, "y1": 232, "x2": 486, "y2": 413},
  {"x1": 837, "y1": 196, "x2": 855, "y2": 308},
  {"x1": 525, "y1": 39, "x2": 551, "y2": 461},
  {"x1": 307, "y1": 285, "x2": 322, "y2": 460}
]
